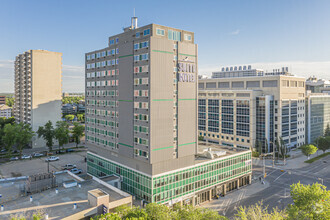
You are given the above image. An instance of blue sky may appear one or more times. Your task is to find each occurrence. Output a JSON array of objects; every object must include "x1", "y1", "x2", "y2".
[{"x1": 1, "y1": 0, "x2": 330, "y2": 92}]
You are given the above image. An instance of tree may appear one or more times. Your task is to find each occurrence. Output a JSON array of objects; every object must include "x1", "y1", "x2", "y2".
[
  {"x1": 92, "y1": 204, "x2": 226, "y2": 220},
  {"x1": 77, "y1": 113, "x2": 85, "y2": 122},
  {"x1": 37, "y1": 121, "x2": 55, "y2": 151},
  {"x1": 65, "y1": 114, "x2": 75, "y2": 122},
  {"x1": 145, "y1": 203, "x2": 175, "y2": 220},
  {"x1": 54, "y1": 121, "x2": 70, "y2": 150},
  {"x1": 16, "y1": 123, "x2": 35, "y2": 159},
  {"x1": 288, "y1": 182, "x2": 330, "y2": 220},
  {"x1": 234, "y1": 201, "x2": 287, "y2": 220},
  {"x1": 71, "y1": 122, "x2": 85, "y2": 148},
  {"x1": 255, "y1": 140, "x2": 262, "y2": 154},
  {"x1": 324, "y1": 123, "x2": 330, "y2": 137},
  {"x1": 301, "y1": 144, "x2": 318, "y2": 159},
  {"x1": 277, "y1": 137, "x2": 287, "y2": 160},
  {"x1": 198, "y1": 135, "x2": 204, "y2": 141},
  {"x1": 315, "y1": 136, "x2": 330, "y2": 154},
  {"x1": 2, "y1": 123, "x2": 17, "y2": 157},
  {"x1": 5, "y1": 97, "x2": 14, "y2": 107}
]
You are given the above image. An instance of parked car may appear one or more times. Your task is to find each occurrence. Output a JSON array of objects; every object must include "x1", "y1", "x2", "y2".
[
  {"x1": 69, "y1": 168, "x2": 83, "y2": 174},
  {"x1": 21, "y1": 155, "x2": 32, "y2": 159},
  {"x1": 62, "y1": 164, "x2": 77, "y2": 170},
  {"x1": 10, "y1": 156, "x2": 19, "y2": 161},
  {"x1": 66, "y1": 149, "x2": 74, "y2": 153},
  {"x1": 45, "y1": 156, "x2": 59, "y2": 162},
  {"x1": 33, "y1": 152, "x2": 44, "y2": 157},
  {"x1": 1, "y1": 149, "x2": 7, "y2": 153}
]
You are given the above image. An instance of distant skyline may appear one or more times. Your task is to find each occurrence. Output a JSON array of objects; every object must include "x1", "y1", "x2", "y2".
[{"x1": 1, "y1": 0, "x2": 330, "y2": 92}]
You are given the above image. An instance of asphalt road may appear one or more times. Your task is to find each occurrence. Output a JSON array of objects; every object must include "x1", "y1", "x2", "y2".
[{"x1": 223, "y1": 155, "x2": 330, "y2": 219}]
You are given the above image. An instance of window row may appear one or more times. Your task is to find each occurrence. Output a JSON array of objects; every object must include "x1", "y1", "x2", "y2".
[
  {"x1": 134, "y1": 149, "x2": 149, "y2": 159},
  {"x1": 134, "y1": 102, "x2": 149, "y2": 109},
  {"x1": 134, "y1": 90, "x2": 149, "y2": 97},
  {"x1": 86, "y1": 90, "x2": 118, "y2": 97},
  {"x1": 86, "y1": 80, "x2": 118, "y2": 87},
  {"x1": 134, "y1": 137, "x2": 148, "y2": 146},
  {"x1": 86, "y1": 69, "x2": 119, "y2": 78},
  {"x1": 134, "y1": 77, "x2": 149, "y2": 85},
  {"x1": 134, "y1": 125, "x2": 149, "y2": 133},
  {"x1": 134, "y1": 41, "x2": 149, "y2": 50},
  {"x1": 134, "y1": 53, "x2": 149, "y2": 62},
  {"x1": 134, "y1": 65, "x2": 149, "y2": 74}
]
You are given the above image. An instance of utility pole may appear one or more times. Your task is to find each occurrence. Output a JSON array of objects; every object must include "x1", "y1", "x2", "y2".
[{"x1": 47, "y1": 151, "x2": 50, "y2": 173}]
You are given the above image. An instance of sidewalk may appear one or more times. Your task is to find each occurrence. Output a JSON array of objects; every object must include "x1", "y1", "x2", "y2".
[
  {"x1": 202, "y1": 179, "x2": 270, "y2": 213},
  {"x1": 253, "y1": 149, "x2": 327, "y2": 170}
]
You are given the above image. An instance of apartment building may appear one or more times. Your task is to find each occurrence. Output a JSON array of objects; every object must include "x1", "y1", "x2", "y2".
[
  {"x1": 0, "y1": 104, "x2": 12, "y2": 118},
  {"x1": 306, "y1": 76, "x2": 330, "y2": 94},
  {"x1": 85, "y1": 20, "x2": 252, "y2": 205},
  {"x1": 0, "y1": 96, "x2": 6, "y2": 105},
  {"x1": 14, "y1": 50, "x2": 62, "y2": 147},
  {"x1": 198, "y1": 71, "x2": 306, "y2": 152},
  {"x1": 306, "y1": 92, "x2": 330, "y2": 143}
]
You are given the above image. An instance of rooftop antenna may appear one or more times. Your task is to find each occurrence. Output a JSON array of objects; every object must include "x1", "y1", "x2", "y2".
[{"x1": 131, "y1": 8, "x2": 138, "y2": 29}]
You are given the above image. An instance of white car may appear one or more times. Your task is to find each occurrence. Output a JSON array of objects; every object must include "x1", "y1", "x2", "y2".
[
  {"x1": 21, "y1": 155, "x2": 32, "y2": 159},
  {"x1": 33, "y1": 153, "x2": 44, "y2": 157},
  {"x1": 70, "y1": 168, "x2": 83, "y2": 174},
  {"x1": 45, "y1": 156, "x2": 59, "y2": 162}
]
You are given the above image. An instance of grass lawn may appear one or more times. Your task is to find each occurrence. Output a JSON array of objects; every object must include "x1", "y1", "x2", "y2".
[{"x1": 305, "y1": 152, "x2": 330, "y2": 163}]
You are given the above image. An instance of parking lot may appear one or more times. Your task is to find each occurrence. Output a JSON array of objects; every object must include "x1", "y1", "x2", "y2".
[{"x1": 0, "y1": 151, "x2": 87, "y2": 178}]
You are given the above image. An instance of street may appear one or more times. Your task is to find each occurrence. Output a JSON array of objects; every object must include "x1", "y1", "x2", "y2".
[{"x1": 203, "y1": 154, "x2": 330, "y2": 219}]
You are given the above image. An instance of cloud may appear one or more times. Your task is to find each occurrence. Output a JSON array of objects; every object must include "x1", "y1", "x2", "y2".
[
  {"x1": 199, "y1": 61, "x2": 330, "y2": 80},
  {"x1": 229, "y1": 29, "x2": 240, "y2": 35}
]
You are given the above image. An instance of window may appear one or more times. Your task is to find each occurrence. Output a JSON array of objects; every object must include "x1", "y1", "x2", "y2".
[
  {"x1": 134, "y1": 55, "x2": 140, "y2": 62},
  {"x1": 134, "y1": 43, "x2": 140, "y2": 50},
  {"x1": 109, "y1": 39, "x2": 115, "y2": 45},
  {"x1": 87, "y1": 55, "x2": 91, "y2": 60},
  {"x1": 156, "y1": 28, "x2": 165, "y2": 36},
  {"x1": 116, "y1": 38, "x2": 119, "y2": 44},
  {"x1": 184, "y1": 34, "x2": 192, "y2": 41},
  {"x1": 168, "y1": 30, "x2": 181, "y2": 41},
  {"x1": 141, "y1": 53, "x2": 149, "y2": 61},
  {"x1": 136, "y1": 32, "x2": 140, "y2": 38},
  {"x1": 143, "y1": 29, "x2": 150, "y2": 36},
  {"x1": 116, "y1": 48, "x2": 119, "y2": 54}
]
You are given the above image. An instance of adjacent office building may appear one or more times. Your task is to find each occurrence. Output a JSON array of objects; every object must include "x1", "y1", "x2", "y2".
[
  {"x1": 305, "y1": 92, "x2": 330, "y2": 143},
  {"x1": 14, "y1": 50, "x2": 62, "y2": 147},
  {"x1": 306, "y1": 76, "x2": 330, "y2": 94},
  {"x1": 198, "y1": 66, "x2": 306, "y2": 152},
  {"x1": 85, "y1": 19, "x2": 252, "y2": 205}
]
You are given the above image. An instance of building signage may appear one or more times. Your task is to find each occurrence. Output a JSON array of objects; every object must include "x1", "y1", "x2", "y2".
[{"x1": 178, "y1": 62, "x2": 196, "y2": 83}]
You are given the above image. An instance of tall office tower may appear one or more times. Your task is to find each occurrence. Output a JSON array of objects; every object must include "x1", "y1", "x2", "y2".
[
  {"x1": 86, "y1": 20, "x2": 252, "y2": 205},
  {"x1": 305, "y1": 92, "x2": 330, "y2": 143},
  {"x1": 199, "y1": 74, "x2": 306, "y2": 152},
  {"x1": 14, "y1": 50, "x2": 62, "y2": 147}
]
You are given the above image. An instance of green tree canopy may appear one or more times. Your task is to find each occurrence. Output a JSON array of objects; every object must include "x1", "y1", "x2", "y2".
[
  {"x1": 37, "y1": 121, "x2": 55, "y2": 151},
  {"x1": 54, "y1": 121, "x2": 70, "y2": 150},
  {"x1": 301, "y1": 144, "x2": 318, "y2": 159},
  {"x1": 5, "y1": 97, "x2": 14, "y2": 107},
  {"x1": 77, "y1": 113, "x2": 85, "y2": 122},
  {"x1": 315, "y1": 136, "x2": 330, "y2": 154},
  {"x1": 71, "y1": 122, "x2": 85, "y2": 147},
  {"x1": 2, "y1": 123, "x2": 17, "y2": 156},
  {"x1": 234, "y1": 201, "x2": 287, "y2": 220},
  {"x1": 65, "y1": 114, "x2": 75, "y2": 122},
  {"x1": 324, "y1": 123, "x2": 330, "y2": 137},
  {"x1": 62, "y1": 96, "x2": 84, "y2": 104},
  {"x1": 288, "y1": 182, "x2": 330, "y2": 220},
  {"x1": 16, "y1": 123, "x2": 35, "y2": 158},
  {"x1": 92, "y1": 204, "x2": 226, "y2": 220}
]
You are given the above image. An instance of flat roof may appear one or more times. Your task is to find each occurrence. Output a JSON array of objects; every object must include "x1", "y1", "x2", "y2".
[
  {"x1": 195, "y1": 143, "x2": 250, "y2": 164},
  {"x1": 0, "y1": 172, "x2": 128, "y2": 219}
]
